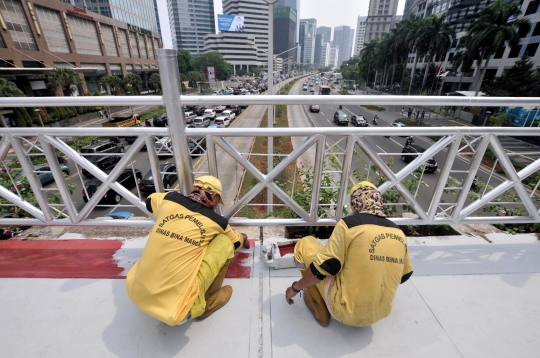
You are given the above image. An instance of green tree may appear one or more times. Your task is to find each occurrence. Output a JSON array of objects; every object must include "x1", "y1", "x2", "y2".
[
  {"x1": 466, "y1": 0, "x2": 531, "y2": 96},
  {"x1": 489, "y1": 113, "x2": 510, "y2": 126},
  {"x1": 99, "y1": 75, "x2": 122, "y2": 93},
  {"x1": 193, "y1": 52, "x2": 233, "y2": 80},
  {"x1": 148, "y1": 73, "x2": 161, "y2": 93},
  {"x1": 483, "y1": 55, "x2": 540, "y2": 97},
  {"x1": 396, "y1": 15, "x2": 422, "y2": 93},
  {"x1": 417, "y1": 14, "x2": 455, "y2": 94},
  {"x1": 0, "y1": 77, "x2": 25, "y2": 97},
  {"x1": 450, "y1": 35, "x2": 478, "y2": 92},
  {"x1": 187, "y1": 71, "x2": 205, "y2": 88},
  {"x1": 123, "y1": 73, "x2": 143, "y2": 94},
  {"x1": 407, "y1": 17, "x2": 429, "y2": 95},
  {"x1": 46, "y1": 68, "x2": 83, "y2": 96},
  {"x1": 177, "y1": 49, "x2": 194, "y2": 74},
  {"x1": 360, "y1": 38, "x2": 379, "y2": 86}
]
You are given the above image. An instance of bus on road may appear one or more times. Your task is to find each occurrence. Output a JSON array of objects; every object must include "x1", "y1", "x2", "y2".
[{"x1": 320, "y1": 85, "x2": 331, "y2": 95}]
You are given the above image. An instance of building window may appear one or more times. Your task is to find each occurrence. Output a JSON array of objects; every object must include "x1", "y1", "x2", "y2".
[
  {"x1": 101, "y1": 24, "x2": 118, "y2": 57},
  {"x1": 524, "y1": 43, "x2": 539, "y2": 57},
  {"x1": 532, "y1": 23, "x2": 540, "y2": 37},
  {"x1": 494, "y1": 46, "x2": 506, "y2": 59},
  {"x1": 118, "y1": 28, "x2": 130, "y2": 57},
  {"x1": 67, "y1": 15, "x2": 102, "y2": 56},
  {"x1": 526, "y1": 0, "x2": 540, "y2": 15},
  {"x1": 35, "y1": 6, "x2": 70, "y2": 53},
  {"x1": 507, "y1": 45, "x2": 522, "y2": 58},
  {"x1": 0, "y1": 0, "x2": 37, "y2": 50}
]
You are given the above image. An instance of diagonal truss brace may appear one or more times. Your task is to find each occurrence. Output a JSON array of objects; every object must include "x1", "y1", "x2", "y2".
[{"x1": 215, "y1": 135, "x2": 319, "y2": 221}]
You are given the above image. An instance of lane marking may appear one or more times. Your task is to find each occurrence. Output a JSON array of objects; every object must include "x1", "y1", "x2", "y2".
[{"x1": 376, "y1": 145, "x2": 386, "y2": 153}]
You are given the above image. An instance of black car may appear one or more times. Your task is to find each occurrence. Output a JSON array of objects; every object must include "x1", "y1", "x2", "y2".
[
  {"x1": 139, "y1": 163, "x2": 177, "y2": 192},
  {"x1": 153, "y1": 114, "x2": 168, "y2": 127},
  {"x1": 82, "y1": 155, "x2": 122, "y2": 178},
  {"x1": 82, "y1": 169, "x2": 142, "y2": 204},
  {"x1": 401, "y1": 144, "x2": 438, "y2": 173},
  {"x1": 233, "y1": 89, "x2": 241, "y2": 95},
  {"x1": 193, "y1": 106, "x2": 206, "y2": 116},
  {"x1": 350, "y1": 115, "x2": 368, "y2": 127},
  {"x1": 80, "y1": 141, "x2": 124, "y2": 155},
  {"x1": 229, "y1": 105, "x2": 241, "y2": 115},
  {"x1": 333, "y1": 111, "x2": 349, "y2": 126}
]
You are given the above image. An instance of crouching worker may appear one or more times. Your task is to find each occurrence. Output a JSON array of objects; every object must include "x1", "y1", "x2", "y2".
[
  {"x1": 126, "y1": 175, "x2": 248, "y2": 326},
  {"x1": 285, "y1": 181, "x2": 413, "y2": 327}
]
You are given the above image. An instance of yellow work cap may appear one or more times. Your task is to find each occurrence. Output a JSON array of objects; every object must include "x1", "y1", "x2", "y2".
[
  {"x1": 349, "y1": 181, "x2": 377, "y2": 195},
  {"x1": 194, "y1": 175, "x2": 224, "y2": 204}
]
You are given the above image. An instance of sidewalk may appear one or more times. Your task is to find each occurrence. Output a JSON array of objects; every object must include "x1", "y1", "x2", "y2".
[{"x1": 0, "y1": 230, "x2": 539, "y2": 357}]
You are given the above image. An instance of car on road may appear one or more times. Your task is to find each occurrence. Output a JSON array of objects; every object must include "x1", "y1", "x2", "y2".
[
  {"x1": 309, "y1": 104, "x2": 320, "y2": 113},
  {"x1": 203, "y1": 109, "x2": 216, "y2": 119},
  {"x1": 229, "y1": 105, "x2": 241, "y2": 115},
  {"x1": 11, "y1": 164, "x2": 70, "y2": 192},
  {"x1": 139, "y1": 164, "x2": 177, "y2": 193},
  {"x1": 189, "y1": 136, "x2": 207, "y2": 154},
  {"x1": 193, "y1": 116, "x2": 210, "y2": 128},
  {"x1": 221, "y1": 110, "x2": 236, "y2": 121},
  {"x1": 213, "y1": 105, "x2": 226, "y2": 112},
  {"x1": 193, "y1": 106, "x2": 206, "y2": 116},
  {"x1": 215, "y1": 116, "x2": 231, "y2": 127},
  {"x1": 82, "y1": 169, "x2": 142, "y2": 204},
  {"x1": 155, "y1": 137, "x2": 207, "y2": 156},
  {"x1": 386, "y1": 122, "x2": 407, "y2": 137},
  {"x1": 303, "y1": 85, "x2": 308, "y2": 91},
  {"x1": 350, "y1": 115, "x2": 368, "y2": 127},
  {"x1": 82, "y1": 155, "x2": 122, "y2": 178},
  {"x1": 153, "y1": 114, "x2": 168, "y2": 127},
  {"x1": 80, "y1": 141, "x2": 124, "y2": 155},
  {"x1": 310, "y1": 88, "x2": 315, "y2": 93},
  {"x1": 401, "y1": 144, "x2": 438, "y2": 173},
  {"x1": 185, "y1": 111, "x2": 197, "y2": 124},
  {"x1": 333, "y1": 111, "x2": 349, "y2": 126}
]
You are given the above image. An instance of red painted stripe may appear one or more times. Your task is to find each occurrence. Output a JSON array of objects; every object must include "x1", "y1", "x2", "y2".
[
  {"x1": 226, "y1": 252, "x2": 251, "y2": 279},
  {"x1": 0, "y1": 239, "x2": 124, "y2": 279}
]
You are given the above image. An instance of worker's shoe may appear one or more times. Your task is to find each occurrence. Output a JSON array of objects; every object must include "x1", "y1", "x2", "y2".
[
  {"x1": 303, "y1": 285, "x2": 330, "y2": 327},
  {"x1": 198, "y1": 285, "x2": 233, "y2": 320}
]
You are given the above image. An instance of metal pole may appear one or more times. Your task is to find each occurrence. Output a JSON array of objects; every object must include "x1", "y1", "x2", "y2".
[
  {"x1": 267, "y1": 2, "x2": 274, "y2": 214},
  {"x1": 157, "y1": 48, "x2": 193, "y2": 195}
]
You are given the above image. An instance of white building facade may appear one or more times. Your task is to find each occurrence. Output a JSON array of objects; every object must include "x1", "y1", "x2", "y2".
[{"x1": 354, "y1": 16, "x2": 367, "y2": 56}]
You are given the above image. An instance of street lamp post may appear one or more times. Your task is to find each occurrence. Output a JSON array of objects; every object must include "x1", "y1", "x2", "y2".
[
  {"x1": 33, "y1": 108, "x2": 44, "y2": 127},
  {"x1": 263, "y1": 0, "x2": 278, "y2": 214}
]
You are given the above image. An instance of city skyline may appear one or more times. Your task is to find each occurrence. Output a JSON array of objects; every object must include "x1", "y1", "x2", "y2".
[{"x1": 157, "y1": 0, "x2": 406, "y2": 49}]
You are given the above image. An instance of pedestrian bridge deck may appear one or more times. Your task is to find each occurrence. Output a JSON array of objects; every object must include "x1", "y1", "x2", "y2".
[{"x1": 1, "y1": 231, "x2": 539, "y2": 358}]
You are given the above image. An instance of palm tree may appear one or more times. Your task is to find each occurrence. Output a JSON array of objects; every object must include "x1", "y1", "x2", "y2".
[
  {"x1": 100, "y1": 75, "x2": 122, "y2": 93},
  {"x1": 407, "y1": 17, "x2": 428, "y2": 95},
  {"x1": 148, "y1": 73, "x2": 161, "y2": 93},
  {"x1": 466, "y1": 0, "x2": 531, "y2": 96},
  {"x1": 0, "y1": 78, "x2": 25, "y2": 97},
  {"x1": 417, "y1": 14, "x2": 455, "y2": 94},
  {"x1": 359, "y1": 38, "x2": 379, "y2": 87},
  {"x1": 123, "y1": 73, "x2": 143, "y2": 94},
  {"x1": 397, "y1": 15, "x2": 422, "y2": 93},
  {"x1": 450, "y1": 36, "x2": 478, "y2": 92},
  {"x1": 46, "y1": 68, "x2": 84, "y2": 96}
]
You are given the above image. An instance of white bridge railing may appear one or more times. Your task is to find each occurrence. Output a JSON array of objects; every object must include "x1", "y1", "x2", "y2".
[{"x1": 0, "y1": 49, "x2": 538, "y2": 228}]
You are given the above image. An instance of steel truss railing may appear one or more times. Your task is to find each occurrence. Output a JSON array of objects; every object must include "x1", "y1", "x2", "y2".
[{"x1": 0, "y1": 49, "x2": 538, "y2": 229}]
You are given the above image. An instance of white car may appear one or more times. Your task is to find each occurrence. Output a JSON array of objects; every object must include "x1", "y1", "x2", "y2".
[
  {"x1": 203, "y1": 109, "x2": 216, "y2": 119},
  {"x1": 213, "y1": 105, "x2": 225, "y2": 112},
  {"x1": 221, "y1": 110, "x2": 236, "y2": 121},
  {"x1": 215, "y1": 116, "x2": 231, "y2": 127},
  {"x1": 185, "y1": 111, "x2": 196, "y2": 124}
]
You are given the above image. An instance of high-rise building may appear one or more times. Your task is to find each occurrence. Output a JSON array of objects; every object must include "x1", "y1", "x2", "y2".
[
  {"x1": 168, "y1": 0, "x2": 215, "y2": 54},
  {"x1": 333, "y1": 26, "x2": 355, "y2": 66},
  {"x1": 364, "y1": 0, "x2": 399, "y2": 45},
  {"x1": 329, "y1": 45, "x2": 339, "y2": 68},
  {"x1": 316, "y1": 26, "x2": 332, "y2": 44},
  {"x1": 69, "y1": 0, "x2": 158, "y2": 33},
  {"x1": 322, "y1": 43, "x2": 331, "y2": 66},
  {"x1": 300, "y1": 18, "x2": 316, "y2": 64},
  {"x1": 354, "y1": 16, "x2": 367, "y2": 56},
  {"x1": 276, "y1": 0, "x2": 300, "y2": 61},
  {"x1": 314, "y1": 34, "x2": 324, "y2": 66},
  {"x1": 224, "y1": 0, "x2": 269, "y2": 63},
  {"x1": 274, "y1": 7, "x2": 297, "y2": 60}
]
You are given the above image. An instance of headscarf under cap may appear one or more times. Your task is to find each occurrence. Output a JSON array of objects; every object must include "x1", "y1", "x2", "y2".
[{"x1": 350, "y1": 182, "x2": 386, "y2": 217}]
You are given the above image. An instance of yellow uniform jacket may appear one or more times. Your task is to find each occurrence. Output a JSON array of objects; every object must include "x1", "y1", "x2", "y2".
[
  {"x1": 126, "y1": 192, "x2": 244, "y2": 326},
  {"x1": 312, "y1": 213, "x2": 413, "y2": 326}
]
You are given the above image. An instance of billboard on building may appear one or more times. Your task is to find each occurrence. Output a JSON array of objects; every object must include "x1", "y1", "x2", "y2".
[
  {"x1": 218, "y1": 15, "x2": 245, "y2": 32},
  {"x1": 206, "y1": 66, "x2": 217, "y2": 82}
]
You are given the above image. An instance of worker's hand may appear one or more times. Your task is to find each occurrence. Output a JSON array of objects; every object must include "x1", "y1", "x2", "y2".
[
  {"x1": 285, "y1": 286, "x2": 298, "y2": 305},
  {"x1": 242, "y1": 233, "x2": 251, "y2": 249}
]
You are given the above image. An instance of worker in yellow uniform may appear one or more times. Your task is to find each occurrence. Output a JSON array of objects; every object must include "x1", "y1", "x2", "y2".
[
  {"x1": 285, "y1": 181, "x2": 413, "y2": 327},
  {"x1": 126, "y1": 175, "x2": 248, "y2": 326}
]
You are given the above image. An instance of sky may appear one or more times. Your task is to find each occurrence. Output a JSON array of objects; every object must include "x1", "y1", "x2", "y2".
[{"x1": 157, "y1": 0, "x2": 405, "y2": 49}]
